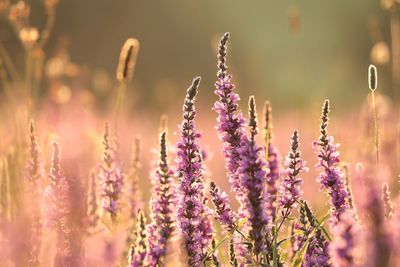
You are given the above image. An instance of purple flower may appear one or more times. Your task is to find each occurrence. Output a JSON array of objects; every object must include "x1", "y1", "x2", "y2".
[
  {"x1": 382, "y1": 183, "x2": 394, "y2": 219},
  {"x1": 127, "y1": 137, "x2": 143, "y2": 219},
  {"x1": 26, "y1": 121, "x2": 42, "y2": 183},
  {"x1": 146, "y1": 131, "x2": 175, "y2": 266},
  {"x1": 298, "y1": 201, "x2": 331, "y2": 267},
  {"x1": 303, "y1": 231, "x2": 331, "y2": 267},
  {"x1": 279, "y1": 130, "x2": 307, "y2": 209},
  {"x1": 129, "y1": 210, "x2": 148, "y2": 267},
  {"x1": 330, "y1": 212, "x2": 359, "y2": 267},
  {"x1": 359, "y1": 179, "x2": 391, "y2": 267},
  {"x1": 263, "y1": 101, "x2": 281, "y2": 219},
  {"x1": 314, "y1": 100, "x2": 349, "y2": 225},
  {"x1": 85, "y1": 170, "x2": 99, "y2": 232},
  {"x1": 176, "y1": 77, "x2": 213, "y2": 266},
  {"x1": 43, "y1": 142, "x2": 72, "y2": 266},
  {"x1": 25, "y1": 121, "x2": 43, "y2": 266},
  {"x1": 265, "y1": 143, "x2": 280, "y2": 219},
  {"x1": 238, "y1": 96, "x2": 269, "y2": 261},
  {"x1": 210, "y1": 181, "x2": 237, "y2": 233},
  {"x1": 99, "y1": 123, "x2": 124, "y2": 223},
  {"x1": 213, "y1": 32, "x2": 247, "y2": 199}
]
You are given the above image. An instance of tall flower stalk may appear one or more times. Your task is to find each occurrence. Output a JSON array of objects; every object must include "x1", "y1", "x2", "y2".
[
  {"x1": 146, "y1": 130, "x2": 175, "y2": 266},
  {"x1": 99, "y1": 123, "x2": 124, "y2": 224},
  {"x1": 43, "y1": 142, "x2": 71, "y2": 266},
  {"x1": 238, "y1": 96, "x2": 269, "y2": 264},
  {"x1": 263, "y1": 101, "x2": 280, "y2": 220},
  {"x1": 210, "y1": 181, "x2": 237, "y2": 233},
  {"x1": 277, "y1": 130, "x2": 307, "y2": 241},
  {"x1": 330, "y1": 212, "x2": 359, "y2": 267},
  {"x1": 360, "y1": 181, "x2": 391, "y2": 267},
  {"x1": 127, "y1": 137, "x2": 142, "y2": 219},
  {"x1": 314, "y1": 100, "x2": 349, "y2": 225},
  {"x1": 128, "y1": 210, "x2": 148, "y2": 267},
  {"x1": 382, "y1": 183, "x2": 394, "y2": 219},
  {"x1": 213, "y1": 32, "x2": 246, "y2": 199},
  {"x1": 176, "y1": 77, "x2": 213, "y2": 266},
  {"x1": 298, "y1": 201, "x2": 331, "y2": 267},
  {"x1": 86, "y1": 170, "x2": 99, "y2": 233},
  {"x1": 25, "y1": 121, "x2": 43, "y2": 266},
  {"x1": 278, "y1": 130, "x2": 306, "y2": 211},
  {"x1": 368, "y1": 64, "x2": 380, "y2": 178}
]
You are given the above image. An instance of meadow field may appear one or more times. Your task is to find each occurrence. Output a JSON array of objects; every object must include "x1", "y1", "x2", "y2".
[{"x1": 0, "y1": 1, "x2": 400, "y2": 266}]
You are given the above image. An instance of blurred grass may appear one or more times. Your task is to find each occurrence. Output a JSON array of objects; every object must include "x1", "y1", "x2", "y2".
[{"x1": 28, "y1": 0, "x2": 386, "y2": 113}]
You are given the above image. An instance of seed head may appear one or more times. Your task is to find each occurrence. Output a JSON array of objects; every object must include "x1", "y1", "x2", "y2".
[
  {"x1": 116, "y1": 38, "x2": 140, "y2": 83},
  {"x1": 368, "y1": 64, "x2": 377, "y2": 91}
]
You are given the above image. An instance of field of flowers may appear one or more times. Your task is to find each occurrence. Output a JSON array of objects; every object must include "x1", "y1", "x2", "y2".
[{"x1": 1, "y1": 1, "x2": 400, "y2": 267}]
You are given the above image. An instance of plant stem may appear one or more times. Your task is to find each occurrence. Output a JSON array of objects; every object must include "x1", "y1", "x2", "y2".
[{"x1": 371, "y1": 91, "x2": 380, "y2": 178}]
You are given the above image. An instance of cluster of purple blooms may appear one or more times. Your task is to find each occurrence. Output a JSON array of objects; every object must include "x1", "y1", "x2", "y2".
[
  {"x1": 145, "y1": 131, "x2": 175, "y2": 266},
  {"x1": 18, "y1": 33, "x2": 400, "y2": 267},
  {"x1": 175, "y1": 77, "x2": 213, "y2": 266},
  {"x1": 313, "y1": 100, "x2": 350, "y2": 225},
  {"x1": 99, "y1": 123, "x2": 124, "y2": 223}
]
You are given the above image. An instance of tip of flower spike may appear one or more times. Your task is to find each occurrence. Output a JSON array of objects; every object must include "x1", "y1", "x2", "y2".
[
  {"x1": 50, "y1": 141, "x2": 61, "y2": 184},
  {"x1": 263, "y1": 100, "x2": 273, "y2": 142},
  {"x1": 248, "y1": 96, "x2": 258, "y2": 137},
  {"x1": 210, "y1": 181, "x2": 216, "y2": 191},
  {"x1": 355, "y1": 162, "x2": 365, "y2": 173},
  {"x1": 217, "y1": 32, "x2": 230, "y2": 79},
  {"x1": 319, "y1": 100, "x2": 330, "y2": 145},
  {"x1": 29, "y1": 119, "x2": 35, "y2": 133},
  {"x1": 291, "y1": 130, "x2": 299, "y2": 151},
  {"x1": 187, "y1": 76, "x2": 201, "y2": 100},
  {"x1": 52, "y1": 141, "x2": 59, "y2": 158},
  {"x1": 159, "y1": 114, "x2": 168, "y2": 133},
  {"x1": 159, "y1": 131, "x2": 168, "y2": 164},
  {"x1": 183, "y1": 77, "x2": 201, "y2": 112},
  {"x1": 368, "y1": 64, "x2": 377, "y2": 91}
]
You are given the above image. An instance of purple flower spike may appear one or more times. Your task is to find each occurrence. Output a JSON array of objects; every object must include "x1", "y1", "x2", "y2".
[
  {"x1": 382, "y1": 183, "x2": 394, "y2": 219},
  {"x1": 330, "y1": 212, "x2": 359, "y2": 267},
  {"x1": 210, "y1": 181, "x2": 237, "y2": 233},
  {"x1": 127, "y1": 137, "x2": 143, "y2": 219},
  {"x1": 25, "y1": 121, "x2": 43, "y2": 266},
  {"x1": 303, "y1": 231, "x2": 331, "y2": 267},
  {"x1": 86, "y1": 170, "x2": 99, "y2": 232},
  {"x1": 279, "y1": 130, "x2": 307, "y2": 210},
  {"x1": 299, "y1": 202, "x2": 331, "y2": 267},
  {"x1": 314, "y1": 100, "x2": 349, "y2": 225},
  {"x1": 265, "y1": 143, "x2": 280, "y2": 218},
  {"x1": 146, "y1": 130, "x2": 175, "y2": 266},
  {"x1": 263, "y1": 101, "x2": 280, "y2": 219},
  {"x1": 99, "y1": 123, "x2": 124, "y2": 223},
  {"x1": 176, "y1": 77, "x2": 213, "y2": 266},
  {"x1": 129, "y1": 210, "x2": 148, "y2": 267},
  {"x1": 360, "y1": 180, "x2": 391, "y2": 267},
  {"x1": 238, "y1": 96, "x2": 269, "y2": 261},
  {"x1": 213, "y1": 32, "x2": 247, "y2": 199},
  {"x1": 44, "y1": 142, "x2": 71, "y2": 266}
]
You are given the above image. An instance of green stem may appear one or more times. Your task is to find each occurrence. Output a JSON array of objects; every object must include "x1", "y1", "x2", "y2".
[
  {"x1": 0, "y1": 41, "x2": 20, "y2": 82},
  {"x1": 371, "y1": 91, "x2": 380, "y2": 178}
]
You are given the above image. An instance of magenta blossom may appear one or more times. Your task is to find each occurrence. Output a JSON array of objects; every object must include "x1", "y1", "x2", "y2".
[{"x1": 176, "y1": 77, "x2": 213, "y2": 266}]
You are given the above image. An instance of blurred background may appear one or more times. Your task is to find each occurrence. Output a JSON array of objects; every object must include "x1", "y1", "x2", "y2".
[
  {"x1": 1, "y1": 0, "x2": 395, "y2": 113},
  {"x1": 0, "y1": 0, "x2": 399, "y2": 208},
  {"x1": 1, "y1": 1, "x2": 400, "y2": 266}
]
